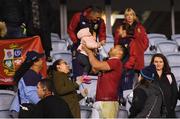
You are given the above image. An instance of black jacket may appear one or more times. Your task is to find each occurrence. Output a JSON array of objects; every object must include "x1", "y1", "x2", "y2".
[
  {"x1": 32, "y1": 95, "x2": 73, "y2": 118},
  {"x1": 129, "y1": 82, "x2": 163, "y2": 118},
  {"x1": 155, "y1": 72, "x2": 178, "y2": 118}
]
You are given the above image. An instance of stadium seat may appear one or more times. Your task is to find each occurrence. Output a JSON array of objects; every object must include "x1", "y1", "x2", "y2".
[
  {"x1": 147, "y1": 33, "x2": 167, "y2": 39},
  {"x1": 155, "y1": 40, "x2": 178, "y2": 53},
  {"x1": 166, "y1": 53, "x2": 180, "y2": 66},
  {"x1": 0, "y1": 90, "x2": 15, "y2": 118},
  {"x1": 171, "y1": 34, "x2": 180, "y2": 41},
  {"x1": 106, "y1": 34, "x2": 114, "y2": 42},
  {"x1": 102, "y1": 41, "x2": 114, "y2": 54},
  {"x1": 51, "y1": 40, "x2": 68, "y2": 55},
  {"x1": 171, "y1": 66, "x2": 180, "y2": 86},
  {"x1": 144, "y1": 52, "x2": 154, "y2": 66},
  {"x1": 117, "y1": 106, "x2": 128, "y2": 118},
  {"x1": 123, "y1": 89, "x2": 133, "y2": 115},
  {"x1": 51, "y1": 33, "x2": 61, "y2": 41},
  {"x1": 80, "y1": 105, "x2": 92, "y2": 118}
]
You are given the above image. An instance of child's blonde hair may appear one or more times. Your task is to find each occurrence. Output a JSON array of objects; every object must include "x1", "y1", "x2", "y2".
[{"x1": 0, "y1": 21, "x2": 7, "y2": 37}]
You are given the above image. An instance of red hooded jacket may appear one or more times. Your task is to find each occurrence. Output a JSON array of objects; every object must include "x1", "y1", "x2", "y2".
[
  {"x1": 114, "y1": 22, "x2": 149, "y2": 71},
  {"x1": 67, "y1": 9, "x2": 106, "y2": 44}
]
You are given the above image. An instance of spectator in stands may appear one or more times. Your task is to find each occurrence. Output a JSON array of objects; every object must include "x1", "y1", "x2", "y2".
[
  {"x1": 47, "y1": 59, "x2": 88, "y2": 118},
  {"x1": 150, "y1": 53, "x2": 178, "y2": 117},
  {"x1": 82, "y1": 44, "x2": 123, "y2": 118},
  {"x1": 129, "y1": 64, "x2": 164, "y2": 118},
  {"x1": 67, "y1": 6, "x2": 106, "y2": 79},
  {"x1": 0, "y1": 0, "x2": 25, "y2": 38},
  {"x1": 10, "y1": 51, "x2": 44, "y2": 117},
  {"x1": 114, "y1": 8, "x2": 149, "y2": 96},
  {"x1": 0, "y1": 21, "x2": 7, "y2": 38},
  {"x1": 33, "y1": 79, "x2": 73, "y2": 118},
  {"x1": 22, "y1": 0, "x2": 53, "y2": 62},
  {"x1": 77, "y1": 27, "x2": 103, "y2": 83}
]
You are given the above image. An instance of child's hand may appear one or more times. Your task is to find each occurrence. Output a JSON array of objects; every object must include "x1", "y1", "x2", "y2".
[
  {"x1": 100, "y1": 40, "x2": 105, "y2": 46},
  {"x1": 119, "y1": 26, "x2": 127, "y2": 38},
  {"x1": 81, "y1": 88, "x2": 88, "y2": 97}
]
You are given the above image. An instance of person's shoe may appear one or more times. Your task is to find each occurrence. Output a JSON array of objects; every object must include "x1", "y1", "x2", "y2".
[
  {"x1": 82, "y1": 75, "x2": 91, "y2": 84},
  {"x1": 46, "y1": 56, "x2": 53, "y2": 62}
]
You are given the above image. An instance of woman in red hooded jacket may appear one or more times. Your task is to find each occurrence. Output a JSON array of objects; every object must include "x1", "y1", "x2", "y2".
[{"x1": 114, "y1": 8, "x2": 149, "y2": 97}]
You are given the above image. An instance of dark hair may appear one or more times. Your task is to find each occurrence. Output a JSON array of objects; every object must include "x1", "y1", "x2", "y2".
[
  {"x1": 13, "y1": 58, "x2": 39, "y2": 85},
  {"x1": 83, "y1": 6, "x2": 102, "y2": 14},
  {"x1": 150, "y1": 53, "x2": 171, "y2": 73},
  {"x1": 90, "y1": 6, "x2": 102, "y2": 14},
  {"x1": 38, "y1": 79, "x2": 54, "y2": 93},
  {"x1": 47, "y1": 59, "x2": 63, "y2": 79},
  {"x1": 139, "y1": 77, "x2": 151, "y2": 88}
]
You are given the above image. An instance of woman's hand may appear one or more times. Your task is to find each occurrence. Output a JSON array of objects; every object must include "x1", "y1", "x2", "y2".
[{"x1": 76, "y1": 76, "x2": 83, "y2": 85}]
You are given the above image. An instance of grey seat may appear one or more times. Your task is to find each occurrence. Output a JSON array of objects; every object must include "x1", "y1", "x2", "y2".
[
  {"x1": 171, "y1": 34, "x2": 180, "y2": 41},
  {"x1": 0, "y1": 90, "x2": 15, "y2": 118},
  {"x1": 51, "y1": 40, "x2": 68, "y2": 55},
  {"x1": 166, "y1": 53, "x2": 180, "y2": 66},
  {"x1": 147, "y1": 33, "x2": 167, "y2": 39},
  {"x1": 51, "y1": 33, "x2": 61, "y2": 41},
  {"x1": 102, "y1": 41, "x2": 114, "y2": 54},
  {"x1": 155, "y1": 40, "x2": 178, "y2": 53},
  {"x1": 80, "y1": 105, "x2": 92, "y2": 118},
  {"x1": 171, "y1": 65, "x2": 180, "y2": 86},
  {"x1": 144, "y1": 52, "x2": 154, "y2": 66}
]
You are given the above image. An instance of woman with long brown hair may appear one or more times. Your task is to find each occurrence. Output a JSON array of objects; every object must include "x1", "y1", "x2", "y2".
[{"x1": 150, "y1": 53, "x2": 178, "y2": 117}]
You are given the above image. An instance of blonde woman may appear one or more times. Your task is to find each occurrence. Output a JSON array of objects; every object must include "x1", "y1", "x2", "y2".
[{"x1": 114, "y1": 8, "x2": 149, "y2": 97}]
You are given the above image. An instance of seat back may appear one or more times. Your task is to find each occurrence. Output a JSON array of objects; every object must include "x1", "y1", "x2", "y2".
[
  {"x1": 117, "y1": 106, "x2": 128, "y2": 118},
  {"x1": 171, "y1": 34, "x2": 180, "y2": 41},
  {"x1": 144, "y1": 52, "x2": 154, "y2": 66},
  {"x1": 166, "y1": 53, "x2": 180, "y2": 66},
  {"x1": 51, "y1": 40, "x2": 68, "y2": 55},
  {"x1": 51, "y1": 33, "x2": 61, "y2": 41},
  {"x1": 155, "y1": 40, "x2": 178, "y2": 53},
  {"x1": 171, "y1": 66, "x2": 180, "y2": 85},
  {"x1": 0, "y1": 90, "x2": 15, "y2": 118},
  {"x1": 80, "y1": 105, "x2": 92, "y2": 118},
  {"x1": 103, "y1": 42, "x2": 114, "y2": 54},
  {"x1": 147, "y1": 33, "x2": 167, "y2": 39}
]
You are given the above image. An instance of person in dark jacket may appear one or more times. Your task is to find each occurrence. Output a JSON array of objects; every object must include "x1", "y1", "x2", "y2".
[
  {"x1": 150, "y1": 53, "x2": 178, "y2": 117},
  {"x1": 22, "y1": 0, "x2": 53, "y2": 62},
  {"x1": 0, "y1": 0, "x2": 25, "y2": 38},
  {"x1": 67, "y1": 6, "x2": 106, "y2": 79},
  {"x1": 129, "y1": 64, "x2": 164, "y2": 118},
  {"x1": 47, "y1": 59, "x2": 88, "y2": 118},
  {"x1": 33, "y1": 79, "x2": 73, "y2": 118}
]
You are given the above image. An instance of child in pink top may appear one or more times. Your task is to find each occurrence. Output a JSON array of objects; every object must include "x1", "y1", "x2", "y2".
[{"x1": 77, "y1": 27, "x2": 101, "y2": 83}]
